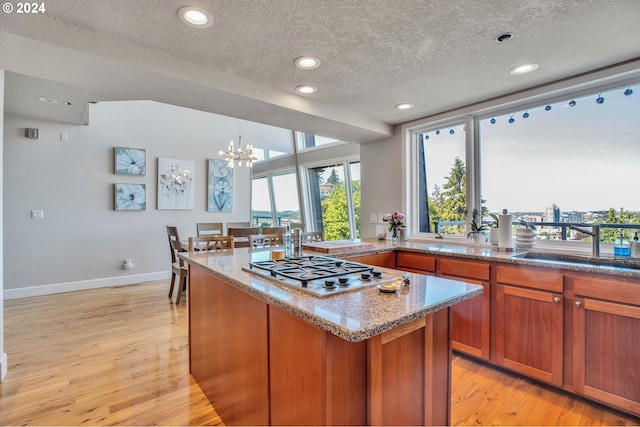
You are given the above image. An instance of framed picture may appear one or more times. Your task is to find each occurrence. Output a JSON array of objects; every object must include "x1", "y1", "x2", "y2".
[
  {"x1": 208, "y1": 159, "x2": 233, "y2": 212},
  {"x1": 158, "y1": 157, "x2": 194, "y2": 210},
  {"x1": 115, "y1": 147, "x2": 146, "y2": 175},
  {"x1": 115, "y1": 183, "x2": 146, "y2": 211}
]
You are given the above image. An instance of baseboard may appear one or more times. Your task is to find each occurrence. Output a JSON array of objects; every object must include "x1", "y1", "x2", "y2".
[
  {"x1": 0, "y1": 352, "x2": 7, "y2": 382},
  {"x1": 3, "y1": 271, "x2": 172, "y2": 300}
]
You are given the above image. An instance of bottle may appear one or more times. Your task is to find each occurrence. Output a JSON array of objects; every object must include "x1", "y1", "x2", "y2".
[
  {"x1": 284, "y1": 225, "x2": 292, "y2": 257},
  {"x1": 613, "y1": 229, "x2": 631, "y2": 258},
  {"x1": 631, "y1": 232, "x2": 639, "y2": 259}
]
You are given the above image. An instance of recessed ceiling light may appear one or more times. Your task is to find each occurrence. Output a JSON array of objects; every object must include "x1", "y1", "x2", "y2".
[
  {"x1": 295, "y1": 56, "x2": 321, "y2": 69},
  {"x1": 296, "y1": 85, "x2": 317, "y2": 94},
  {"x1": 510, "y1": 63, "x2": 539, "y2": 75},
  {"x1": 37, "y1": 96, "x2": 58, "y2": 103},
  {"x1": 178, "y1": 6, "x2": 213, "y2": 28},
  {"x1": 395, "y1": 103, "x2": 414, "y2": 110},
  {"x1": 495, "y1": 33, "x2": 513, "y2": 43}
]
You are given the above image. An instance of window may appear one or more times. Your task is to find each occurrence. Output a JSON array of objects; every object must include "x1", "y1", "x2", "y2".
[
  {"x1": 251, "y1": 171, "x2": 301, "y2": 227},
  {"x1": 296, "y1": 132, "x2": 343, "y2": 151},
  {"x1": 411, "y1": 79, "x2": 640, "y2": 248},
  {"x1": 307, "y1": 161, "x2": 360, "y2": 240},
  {"x1": 417, "y1": 123, "x2": 467, "y2": 236},
  {"x1": 479, "y1": 87, "x2": 640, "y2": 243}
]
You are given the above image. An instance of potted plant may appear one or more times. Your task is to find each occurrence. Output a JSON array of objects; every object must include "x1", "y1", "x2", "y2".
[
  {"x1": 488, "y1": 213, "x2": 500, "y2": 247},
  {"x1": 516, "y1": 219, "x2": 537, "y2": 250},
  {"x1": 467, "y1": 210, "x2": 489, "y2": 244}
]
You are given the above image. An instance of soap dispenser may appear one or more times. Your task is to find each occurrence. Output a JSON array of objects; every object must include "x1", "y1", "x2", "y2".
[{"x1": 613, "y1": 229, "x2": 631, "y2": 258}]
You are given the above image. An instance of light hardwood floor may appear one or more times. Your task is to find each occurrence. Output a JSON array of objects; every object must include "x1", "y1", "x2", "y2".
[{"x1": 1, "y1": 280, "x2": 638, "y2": 426}]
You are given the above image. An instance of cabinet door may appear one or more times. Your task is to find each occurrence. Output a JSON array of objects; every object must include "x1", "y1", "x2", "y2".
[
  {"x1": 495, "y1": 284, "x2": 563, "y2": 386},
  {"x1": 343, "y1": 252, "x2": 396, "y2": 269},
  {"x1": 441, "y1": 275, "x2": 490, "y2": 360},
  {"x1": 573, "y1": 297, "x2": 640, "y2": 416}
]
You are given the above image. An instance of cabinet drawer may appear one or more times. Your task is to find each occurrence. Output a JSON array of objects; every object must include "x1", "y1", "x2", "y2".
[
  {"x1": 439, "y1": 258, "x2": 489, "y2": 280},
  {"x1": 496, "y1": 265, "x2": 563, "y2": 292},
  {"x1": 396, "y1": 252, "x2": 435, "y2": 273},
  {"x1": 571, "y1": 275, "x2": 640, "y2": 306}
]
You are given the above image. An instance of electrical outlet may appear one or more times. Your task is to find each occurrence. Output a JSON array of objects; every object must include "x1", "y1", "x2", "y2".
[{"x1": 31, "y1": 210, "x2": 44, "y2": 219}]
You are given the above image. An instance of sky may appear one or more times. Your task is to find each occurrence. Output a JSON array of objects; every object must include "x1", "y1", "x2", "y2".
[{"x1": 424, "y1": 85, "x2": 640, "y2": 213}]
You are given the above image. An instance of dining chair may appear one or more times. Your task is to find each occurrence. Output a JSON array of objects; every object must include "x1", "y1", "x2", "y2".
[
  {"x1": 226, "y1": 221, "x2": 251, "y2": 229},
  {"x1": 261, "y1": 226, "x2": 286, "y2": 235},
  {"x1": 166, "y1": 226, "x2": 188, "y2": 304},
  {"x1": 227, "y1": 226, "x2": 260, "y2": 248},
  {"x1": 196, "y1": 222, "x2": 223, "y2": 237},
  {"x1": 189, "y1": 236, "x2": 234, "y2": 252},
  {"x1": 289, "y1": 222, "x2": 305, "y2": 231},
  {"x1": 249, "y1": 233, "x2": 285, "y2": 248}
]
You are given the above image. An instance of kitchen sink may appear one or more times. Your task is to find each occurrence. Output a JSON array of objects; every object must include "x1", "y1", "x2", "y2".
[{"x1": 513, "y1": 252, "x2": 640, "y2": 271}]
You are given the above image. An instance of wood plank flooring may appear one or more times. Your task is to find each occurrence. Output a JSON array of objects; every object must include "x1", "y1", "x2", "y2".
[{"x1": 1, "y1": 280, "x2": 638, "y2": 426}]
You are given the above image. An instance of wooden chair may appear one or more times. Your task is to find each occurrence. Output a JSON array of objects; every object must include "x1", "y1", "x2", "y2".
[
  {"x1": 261, "y1": 226, "x2": 286, "y2": 235},
  {"x1": 289, "y1": 222, "x2": 305, "y2": 231},
  {"x1": 249, "y1": 233, "x2": 285, "y2": 248},
  {"x1": 227, "y1": 226, "x2": 260, "y2": 248},
  {"x1": 226, "y1": 221, "x2": 251, "y2": 229},
  {"x1": 166, "y1": 226, "x2": 188, "y2": 304},
  {"x1": 196, "y1": 222, "x2": 223, "y2": 237},
  {"x1": 189, "y1": 236, "x2": 234, "y2": 252}
]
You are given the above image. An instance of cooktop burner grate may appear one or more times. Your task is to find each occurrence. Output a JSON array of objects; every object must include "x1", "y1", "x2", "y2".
[
  {"x1": 243, "y1": 255, "x2": 404, "y2": 297},
  {"x1": 247, "y1": 255, "x2": 373, "y2": 286}
]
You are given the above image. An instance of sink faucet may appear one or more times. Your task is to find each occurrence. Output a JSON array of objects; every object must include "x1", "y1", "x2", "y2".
[{"x1": 568, "y1": 224, "x2": 600, "y2": 257}]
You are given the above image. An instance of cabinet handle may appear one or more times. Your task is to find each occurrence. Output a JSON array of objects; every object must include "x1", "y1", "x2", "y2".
[
  {"x1": 553, "y1": 296, "x2": 561, "y2": 304},
  {"x1": 575, "y1": 301, "x2": 583, "y2": 307}
]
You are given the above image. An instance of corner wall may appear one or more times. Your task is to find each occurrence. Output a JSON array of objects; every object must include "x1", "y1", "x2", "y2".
[
  {"x1": 3, "y1": 100, "x2": 290, "y2": 297},
  {"x1": 360, "y1": 128, "x2": 403, "y2": 239}
]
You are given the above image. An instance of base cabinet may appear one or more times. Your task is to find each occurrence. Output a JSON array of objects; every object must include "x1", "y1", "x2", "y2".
[
  {"x1": 495, "y1": 265, "x2": 564, "y2": 386},
  {"x1": 190, "y1": 264, "x2": 453, "y2": 426},
  {"x1": 572, "y1": 276, "x2": 640, "y2": 415},
  {"x1": 439, "y1": 258, "x2": 490, "y2": 361}
]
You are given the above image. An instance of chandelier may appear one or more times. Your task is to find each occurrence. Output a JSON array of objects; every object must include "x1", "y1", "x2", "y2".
[{"x1": 219, "y1": 135, "x2": 256, "y2": 168}]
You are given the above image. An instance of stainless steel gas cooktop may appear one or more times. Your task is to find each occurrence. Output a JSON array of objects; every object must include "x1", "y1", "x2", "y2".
[{"x1": 243, "y1": 255, "x2": 407, "y2": 297}]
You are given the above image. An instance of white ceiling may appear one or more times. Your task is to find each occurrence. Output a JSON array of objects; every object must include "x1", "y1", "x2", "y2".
[{"x1": 2, "y1": 0, "x2": 640, "y2": 142}]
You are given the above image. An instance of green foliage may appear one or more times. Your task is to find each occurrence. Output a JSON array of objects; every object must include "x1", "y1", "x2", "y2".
[
  {"x1": 321, "y1": 180, "x2": 361, "y2": 240},
  {"x1": 598, "y1": 207, "x2": 640, "y2": 243},
  {"x1": 429, "y1": 157, "x2": 466, "y2": 235}
]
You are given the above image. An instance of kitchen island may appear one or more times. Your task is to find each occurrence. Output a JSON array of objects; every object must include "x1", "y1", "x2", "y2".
[{"x1": 180, "y1": 248, "x2": 483, "y2": 426}]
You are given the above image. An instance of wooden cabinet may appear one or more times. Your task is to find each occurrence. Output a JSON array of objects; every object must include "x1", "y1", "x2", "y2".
[
  {"x1": 438, "y1": 258, "x2": 491, "y2": 361},
  {"x1": 396, "y1": 252, "x2": 436, "y2": 275},
  {"x1": 571, "y1": 276, "x2": 640, "y2": 415},
  {"x1": 495, "y1": 265, "x2": 564, "y2": 386},
  {"x1": 343, "y1": 251, "x2": 396, "y2": 269}
]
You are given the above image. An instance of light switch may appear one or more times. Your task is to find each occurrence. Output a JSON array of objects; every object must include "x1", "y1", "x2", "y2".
[
  {"x1": 31, "y1": 210, "x2": 44, "y2": 219},
  {"x1": 369, "y1": 213, "x2": 377, "y2": 223}
]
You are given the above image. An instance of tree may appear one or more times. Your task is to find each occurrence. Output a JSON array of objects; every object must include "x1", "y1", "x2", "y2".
[
  {"x1": 327, "y1": 168, "x2": 341, "y2": 185},
  {"x1": 434, "y1": 157, "x2": 467, "y2": 234},
  {"x1": 320, "y1": 180, "x2": 361, "y2": 240},
  {"x1": 598, "y1": 207, "x2": 640, "y2": 243}
]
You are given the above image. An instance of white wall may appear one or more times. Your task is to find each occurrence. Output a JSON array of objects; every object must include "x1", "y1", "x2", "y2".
[
  {"x1": 1, "y1": 69, "x2": 7, "y2": 381},
  {"x1": 3, "y1": 100, "x2": 291, "y2": 297},
  {"x1": 360, "y1": 128, "x2": 403, "y2": 239}
]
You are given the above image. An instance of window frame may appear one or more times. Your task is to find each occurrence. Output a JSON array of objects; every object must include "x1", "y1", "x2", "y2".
[
  {"x1": 405, "y1": 64, "x2": 640, "y2": 250},
  {"x1": 251, "y1": 168, "x2": 301, "y2": 227},
  {"x1": 299, "y1": 155, "x2": 361, "y2": 238}
]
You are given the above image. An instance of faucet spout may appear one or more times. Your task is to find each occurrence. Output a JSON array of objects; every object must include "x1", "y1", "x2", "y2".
[{"x1": 568, "y1": 224, "x2": 600, "y2": 257}]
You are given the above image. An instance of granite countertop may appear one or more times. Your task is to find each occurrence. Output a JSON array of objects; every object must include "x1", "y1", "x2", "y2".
[
  {"x1": 179, "y1": 248, "x2": 483, "y2": 342},
  {"x1": 319, "y1": 238, "x2": 640, "y2": 280}
]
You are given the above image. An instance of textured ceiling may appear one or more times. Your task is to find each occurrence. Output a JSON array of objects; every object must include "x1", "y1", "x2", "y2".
[{"x1": 2, "y1": 0, "x2": 640, "y2": 142}]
